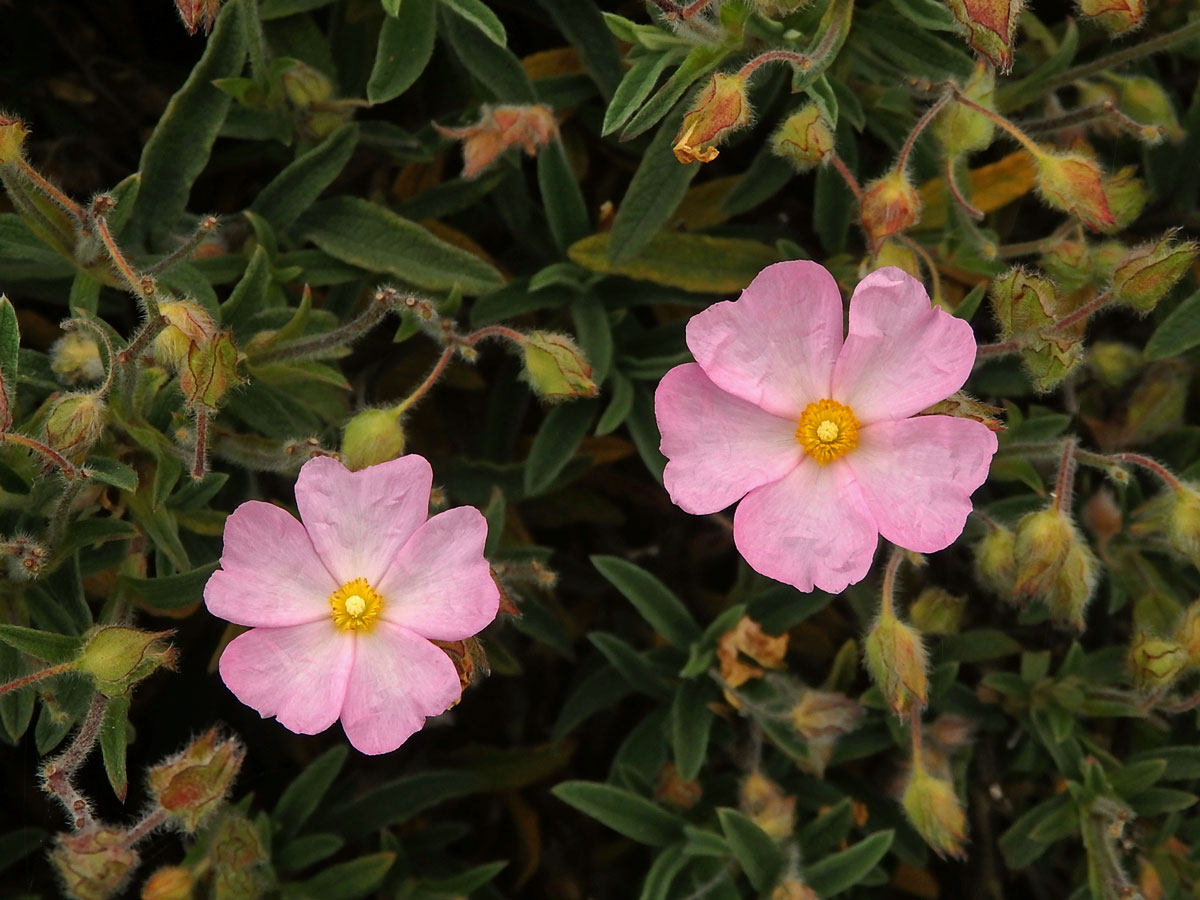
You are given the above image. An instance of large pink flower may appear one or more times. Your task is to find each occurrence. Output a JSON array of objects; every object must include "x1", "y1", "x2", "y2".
[
  {"x1": 655, "y1": 262, "x2": 998, "y2": 593},
  {"x1": 204, "y1": 455, "x2": 499, "y2": 754}
]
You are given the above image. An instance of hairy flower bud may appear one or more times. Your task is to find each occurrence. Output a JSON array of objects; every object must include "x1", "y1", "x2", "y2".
[
  {"x1": 1039, "y1": 238, "x2": 1093, "y2": 293},
  {"x1": 1128, "y1": 631, "x2": 1186, "y2": 694},
  {"x1": 141, "y1": 866, "x2": 194, "y2": 900},
  {"x1": 1076, "y1": 0, "x2": 1146, "y2": 33},
  {"x1": 1111, "y1": 235, "x2": 1198, "y2": 312},
  {"x1": 209, "y1": 814, "x2": 270, "y2": 900},
  {"x1": 655, "y1": 762, "x2": 702, "y2": 809},
  {"x1": 990, "y1": 268, "x2": 1085, "y2": 390},
  {"x1": 771, "y1": 104, "x2": 835, "y2": 171},
  {"x1": 51, "y1": 332, "x2": 105, "y2": 385},
  {"x1": 1175, "y1": 601, "x2": 1200, "y2": 665},
  {"x1": 1034, "y1": 153, "x2": 1116, "y2": 232},
  {"x1": 1088, "y1": 341, "x2": 1141, "y2": 387},
  {"x1": 341, "y1": 408, "x2": 407, "y2": 471},
  {"x1": 175, "y1": 0, "x2": 225, "y2": 35},
  {"x1": 901, "y1": 763, "x2": 968, "y2": 859},
  {"x1": 1167, "y1": 485, "x2": 1200, "y2": 568},
  {"x1": 860, "y1": 170, "x2": 921, "y2": 248},
  {"x1": 155, "y1": 301, "x2": 217, "y2": 371},
  {"x1": 45, "y1": 393, "x2": 107, "y2": 462},
  {"x1": 1082, "y1": 487, "x2": 1123, "y2": 547},
  {"x1": 0, "y1": 112, "x2": 29, "y2": 165},
  {"x1": 74, "y1": 626, "x2": 177, "y2": 698},
  {"x1": 180, "y1": 331, "x2": 242, "y2": 411},
  {"x1": 934, "y1": 61, "x2": 995, "y2": 156},
  {"x1": 673, "y1": 73, "x2": 751, "y2": 164},
  {"x1": 1104, "y1": 166, "x2": 1147, "y2": 229},
  {"x1": 909, "y1": 587, "x2": 966, "y2": 634},
  {"x1": 51, "y1": 825, "x2": 139, "y2": 900},
  {"x1": 148, "y1": 728, "x2": 244, "y2": 833},
  {"x1": 864, "y1": 609, "x2": 928, "y2": 720},
  {"x1": 1014, "y1": 508, "x2": 1098, "y2": 630},
  {"x1": 520, "y1": 331, "x2": 598, "y2": 402},
  {"x1": 739, "y1": 771, "x2": 796, "y2": 840},
  {"x1": 772, "y1": 881, "x2": 819, "y2": 900},
  {"x1": 945, "y1": 0, "x2": 1022, "y2": 69}
]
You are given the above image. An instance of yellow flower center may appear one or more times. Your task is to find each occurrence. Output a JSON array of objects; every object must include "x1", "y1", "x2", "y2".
[
  {"x1": 329, "y1": 578, "x2": 384, "y2": 632},
  {"x1": 795, "y1": 398, "x2": 860, "y2": 465}
]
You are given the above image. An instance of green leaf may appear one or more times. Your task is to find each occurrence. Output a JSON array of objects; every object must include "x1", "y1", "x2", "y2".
[
  {"x1": 440, "y1": 8, "x2": 535, "y2": 102},
  {"x1": 596, "y1": 372, "x2": 634, "y2": 435},
  {"x1": 0, "y1": 295, "x2": 17, "y2": 431},
  {"x1": 552, "y1": 781, "x2": 685, "y2": 846},
  {"x1": 551, "y1": 665, "x2": 633, "y2": 741},
  {"x1": 260, "y1": 0, "x2": 336, "y2": 15},
  {"x1": 99, "y1": 696, "x2": 130, "y2": 801},
  {"x1": 717, "y1": 808, "x2": 782, "y2": 891},
  {"x1": 533, "y1": 0, "x2": 623, "y2": 98},
  {"x1": 367, "y1": 0, "x2": 437, "y2": 104},
  {"x1": 996, "y1": 19, "x2": 1079, "y2": 112},
  {"x1": 251, "y1": 124, "x2": 359, "y2": 229},
  {"x1": 1129, "y1": 746, "x2": 1200, "y2": 781},
  {"x1": 277, "y1": 834, "x2": 344, "y2": 874},
  {"x1": 128, "y1": 488, "x2": 191, "y2": 572},
  {"x1": 83, "y1": 457, "x2": 139, "y2": 493},
  {"x1": 1145, "y1": 289, "x2": 1200, "y2": 360},
  {"x1": 274, "y1": 744, "x2": 350, "y2": 843},
  {"x1": 588, "y1": 632, "x2": 670, "y2": 697},
  {"x1": 324, "y1": 770, "x2": 487, "y2": 838},
  {"x1": 620, "y1": 44, "x2": 728, "y2": 140},
  {"x1": 117, "y1": 563, "x2": 220, "y2": 613},
  {"x1": 439, "y1": 0, "x2": 506, "y2": 45},
  {"x1": 0, "y1": 626, "x2": 84, "y2": 664},
  {"x1": 298, "y1": 853, "x2": 395, "y2": 900},
  {"x1": 571, "y1": 298, "x2": 612, "y2": 384},
  {"x1": 0, "y1": 828, "x2": 46, "y2": 874},
  {"x1": 539, "y1": 139, "x2": 590, "y2": 252},
  {"x1": 591, "y1": 555, "x2": 700, "y2": 648},
  {"x1": 628, "y1": 382, "x2": 667, "y2": 482},
  {"x1": 954, "y1": 282, "x2": 987, "y2": 320},
  {"x1": 131, "y1": 0, "x2": 247, "y2": 246},
  {"x1": 524, "y1": 399, "x2": 598, "y2": 496},
  {"x1": 937, "y1": 629, "x2": 1024, "y2": 663},
  {"x1": 220, "y1": 245, "x2": 273, "y2": 334},
  {"x1": 670, "y1": 681, "x2": 714, "y2": 781},
  {"x1": 416, "y1": 861, "x2": 508, "y2": 894},
  {"x1": 805, "y1": 830, "x2": 894, "y2": 897},
  {"x1": 570, "y1": 232, "x2": 778, "y2": 293},
  {"x1": 638, "y1": 843, "x2": 689, "y2": 900},
  {"x1": 603, "y1": 52, "x2": 676, "y2": 137},
  {"x1": 298, "y1": 196, "x2": 505, "y2": 294},
  {"x1": 56, "y1": 518, "x2": 137, "y2": 560}
]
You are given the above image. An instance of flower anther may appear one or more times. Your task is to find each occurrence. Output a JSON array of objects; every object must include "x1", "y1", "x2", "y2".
[
  {"x1": 329, "y1": 578, "x2": 383, "y2": 631},
  {"x1": 796, "y1": 399, "x2": 859, "y2": 464}
]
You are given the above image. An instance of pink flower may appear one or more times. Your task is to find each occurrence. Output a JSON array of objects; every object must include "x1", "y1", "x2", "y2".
[
  {"x1": 654, "y1": 262, "x2": 998, "y2": 593},
  {"x1": 204, "y1": 455, "x2": 499, "y2": 754}
]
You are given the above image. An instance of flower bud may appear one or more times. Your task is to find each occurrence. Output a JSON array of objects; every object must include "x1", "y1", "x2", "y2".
[
  {"x1": 1174, "y1": 601, "x2": 1200, "y2": 665},
  {"x1": 673, "y1": 73, "x2": 751, "y2": 164},
  {"x1": 864, "y1": 610, "x2": 928, "y2": 720},
  {"x1": 1111, "y1": 235, "x2": 1198, "y2": 313},
  {"x1": 901, "y1": 763, "x2": 968, "y2": 859},
  {"x1": 871, "y1": 241, "x2": 921, "y2": 280},
  {"x1": 860, "y1": 170, "x2": 921, "y2": 248},
  {"x1": 74, "y1": 626, "x2": 177, "y2": 698},
  {"x1": 148, "y1": 728, "x2": 244, "y2": 833},
  {"x1": 1039, "y1": 238, "x2": 1093, "y2": 293},
  {"x1": 1104, "y1": 166, "x2": 1147, "y2": 229},
  {"x1": 928, "y1": 714, "x2": 976, "y2": 753},
  {"x1": 1014, "y1": 508, "x2": 1098, "y2": 630},
  {"x1": 771, "y1": 104, "x2": 835, "y2": 172},
  {"x1": 51, "y1": 825, "x2": 139, "y2": 900},
  {"x1": 51, "y1": 332, "x2": 105, "y2": 385},
  {"x1": 142, "y1": 866, "x2": 194, "y2": 900},
  {"x1": 989, "y1": 268, "x2": 1085, "y2": 390},
  {"x1": 155, "y1": 301, "x2": 217, "y2": 371},
  {"x1": 180, "y1": 331, "x2": 242, "y2": 411},
  {"x1": 772, "y1": 881, "x2": 819, "y2": 900},
  {"x1": 1034, "y1": 153, "x2": 1116, "y2": 232},
  {"x1": 209, "y1": 814, "x2": 270, "y2": 900},
  {"x1": 175, "y1": 0, "x2": 224, "y2": 35},
  {"x1": 909, "y1": 587, "x2": 966, "y2": 634},
  {"x1": 45, "y1": 393, "x2": 107, "y2": 462},
  {"x1": 1088, "y1": 341, "x2": 1141, "y2": 387},
  {"x1": 1109, "y1": 75, "x2": 1184, "y2": 142},
  {"x1": 934, "y1": 60, "x2": 995, "y2": 156},
  {"x1": 1167, "y1": 485, "x2": 1200, "y2": 568},
  {"x1": 341, "y1": 408, "x2": 406, "y2": 471},
  {"x1": 520, "y1": 331, "x2": 598, "y2": 402},
  {"x1": 1091, "y1": 240, "x2": 1127, "y2": 280},
  {"x1": 655, "y1": 762, "x2": 702, "y2": 809},
  {"x1": 0, "y1": 112, "x2": 29, "y2": 165},
  {"x1": 1076, "y1": 0, "x2": 1145, "y2": 33},
  {"x1": 945, "y1": 0, "x2": 1022, "y2": 70},
  {"x1": 1082, "y1": 487, "x2": 1122, "y2": 547},
  {"x1": 974, "y1": 524, "x2": 1016, "y2": 597},
  {"x1": 280, "y1": 59, "x2": 334, "y2": 107},
  {"x1": 1129, "y1": 631, "x2": 1186, "y2": 694},
  {"x1": 739, "y1": 771, "x2": 796, "y2": 840}
]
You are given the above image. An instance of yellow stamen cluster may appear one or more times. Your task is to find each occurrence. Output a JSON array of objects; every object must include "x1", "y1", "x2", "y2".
[
  {"x1": 329, "y1": 577, "x2": 384, "y2": 632},
  {"x1": 795, "y1": 399, "x2": 860, "y2": 464}
]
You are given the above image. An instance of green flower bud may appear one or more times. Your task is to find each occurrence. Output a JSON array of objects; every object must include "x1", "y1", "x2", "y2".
[
  {"x1": 0, "y1": 112, "x2": 28, "y2": 165},
  {"x1": 909, "y1": 587, "x2": 966, "y2": 635},
  {"x1": 860, "y1": 170, "x2": 921, "y2": 249},
  {"x1": 934, "y1": 60, "x2": 995, "y2": 156},
  {"x1": 209, "y1": 814, "x2": 271, "y2": 900},
  {"x1": 990, "y1": 268, "x2": 1085, "y2": 391},
  {"x1": 148, "y1": 728, "x2": 244, "y2": 833},
  {"x1": 1076, "y1": 0, "x2": 1145, "y2": 34},
  {"x1": 74, "y1": 626, "x2": 177, "y2": 698},
  {"x1": 1034, "y1": 152, "x2": 1116, "y2": 232},
  {"x1": 771, "y1": 104, "x2": 835, "y2": 172},
  {"x1": 974, "y1": 524, "x2": 1016, "y2": 597},
  {"x1": 1014, "y1": 508, "x2": 1098, "y2": 631},
  {"x1": 279, "y1": 59, "x2": 334, "y2": 107},
  {"x1": 902, "y1": 763, "x2": 968, "y2": 859},
  {"x1": 50, "y1": 825, "x2": 139, "y2": 900},
  {"x1": 180, "y1": 331, "x2": 242, "y2": 411},
  {"x1": 341, "y1": 408, "x2": 407, "y2": 472},
  {"x1": 673, "y1": 73, "x2": 752, "y2": 165},
  {"x1": 521, "y1": 331, "x2": 598, "y2": 402},
  {"x1": 945, "y1": 0, "x2": 1022, "y2": 69},
  {"x1": 1111, "y1": 75, "x2": 1184, "y2": 142},
  {"x1": 1128, "y1": 630, "x2": 1186, "y2": 694},
  {"x1": 1104, "y1": 166, "x2": 1147, "y2": 230},
  {"x1": 1174, "y1": 601, "x2": 1200, "y2": 665},
  {"x1": 141, "y1": 866, "x2": 195, "y2": 900},
  {"x1": 1167, "y1": 485, "x2": 1200, "y2": 568},
  {"x1": 1112, "y1": 234, "x2": 1198, "y2": 313},
  {"x1": 864, "y1": 609, "x2": 928, "y2": 721},
  {"x1": 1088, "y1": 341, "x2": 1141, "y2": 387},
  {"x1": 50, "y1": 332, "x2": 105, "y2": 385},
  {"x1": 1039, "y1": 239, "x2": 1093, "y2": 293},
  {"x1": 154, "y1": 301, "x2": 217, "y2": 371},
  {"x1": 45, "y1": 393, "x2": 107, "y2": 462}
]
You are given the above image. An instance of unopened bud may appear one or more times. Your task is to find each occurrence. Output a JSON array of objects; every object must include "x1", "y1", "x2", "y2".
[
  {"x1": 1014, "y1": 508, "x2": 1098, "y2": 631},
  {"x1": 772, "y1": 882, "x2": 819, "y2": 900},
  {"x1": 860, "y1": 170, "x2": 921, "y2": 248},
  {"x1": 280, "y1": 59, "x2": 334, "y2": 107},
  {"x1": 209, "y1": 814, "x2": 270, "y2": 900},
  {"x1": 1109, "y1": 75, "x2": 1184, "y2": 142},
  {"x1": 901, "y1": 763, "x2": 968, "y2": 859},
  {"x1": 180, "y1": 331, "x2": 241, "y2": 411},
  {"x1": 175, "y1": 0, "x2": 224, "y2": 35},
  {"x1": 3, "y1": 535, "x2": 49, "y2": 580},
  {"x1": 673, "y1": 73, "x2": 751, "y2": 164},
  {"x1": 739, "y1": 771, "x2": 795, "y2": 840},
  {"x1": 341, "y1": 408, "x2": 406, "y2": 471},
  {"x1": 1088, "y1": 341, "x2": 1141, "y2": 387},
  {"x1": 909, "y1": 587, "x2": 966, "y2": 634},
  {"x1": 1175, "y1": 601, "x2": 1200, "y2": 665},
  {"x1": 1039, "y1": 239, "x2": 1093, "y2": 293},
  {"x1": 771, "y1": 104, "x2": 835, "y2": 172},
  {"x1": 934, "y1": 61, "x2": 995, "y2": 155},
  {"x1": 45, "y1": 393, "x2": 107, "y2": 462},
  {"x1": 141, "y1": 866, "x2": 194, "y2": 900},
  {"x1": 945, "y1": 0, "x2": 1023, "y2": 70},
  {"x1": 990, "y1": 268, "x2": 1085, "y2": 390},
  {"x1": 791, "y1": 688, "x2": 865, "y2": 740},
  {"x1": 1167, "y1": 485, "x2": 1200, "y2": 568},
  {"x1": 1034, "y1": 152, "x2": 1116, "y2": 232},
  {"x1": 155, "y1": 301, "x2": 217, "y2": 371},
  {"x1": 655, "y1": 762, "x2": 702, "y2": 809},
  {"x1": 1128, "y1": 630, "x2": 1186, "y2": 694},
  {"x1": 871, "y1": 241, "x2": 921, "y2": 280},
  {"x1": 1076, "y1": 0, "x2": 1145, "y2": 33},
  {"x1": 1111, "y1": 235, "x2": 1198, "y2": 312},
  {"x1": 520, "y1": 331, "x2": 598, "y2": 402},
  {"x1": 1104, "y1": 166, "x2": 1147, "y2": 229},
  {"x1": 51, "y1": 825, "x2": 139, "y2": 900},
  {"x1": 864, "y1": 609, "x2": 928, "y2": 720},
  {"x1": 974, "y1": 524, "x2": 1017, "y2": 597},
  {"x1": 74, "y1": 626, "x2": 177, "y2": 698},
  {"x1": 51, "y1": 332, "x2": 105, "y2": 385},
  {"x1": 0, "y1": 112, "x2": 29, "y2": 165},
  {"x1": 1082, "y1": 488, "x2": 1122, "y2": 546},
  {"x1": 148, "y1": 728, "x2": 244, "y2": 833}
]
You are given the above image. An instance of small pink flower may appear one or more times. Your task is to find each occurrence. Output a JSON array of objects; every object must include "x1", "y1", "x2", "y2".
[
  {"x1": 654, "y1": 262, "x2": 998, "y2": 593},
  {"x1": 204, "y1": 455, "x2": 499, "y2": 754}
]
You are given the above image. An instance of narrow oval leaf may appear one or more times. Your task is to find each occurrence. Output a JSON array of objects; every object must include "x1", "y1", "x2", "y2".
[
  {"x1": 439, "y1": 0, "x2": 507, "y2": 45},
  {"x1": 717, "y1": 807, "x2": 783, "y2": 891},
  {"x1": 273, "y1": 744, "x2": 350, "y2": 842},
  {"x1": 251, "y1": 124, "x2": 359, "y2": 229},
  {"x1": 552, "y1": 781, "x2": 685, "y2": 846},
  {"x1": 299, "y1": 852, "x2": 396, "y2": 900},
  {"x1": 570, "y1": 231, "x2": 778, "y2": 293},
  {"x1": 99, "y1": 696, "x2": 130, "y2": 801},
  {"x1": 590, "y1": 555, "x2": 700, "y2": 648},
  {"x1": 805, "y1": 830, "x2": 894, "y2": 897},
  {"x1": 1146, "y1": 289, "x2": 1200, "y2": 360},
  {"x1": 368, "y1": 0, "x2": 437, "y2": 104},
  {"x1": 524, "y1": 399, "x2": 598, "y2": 496}
]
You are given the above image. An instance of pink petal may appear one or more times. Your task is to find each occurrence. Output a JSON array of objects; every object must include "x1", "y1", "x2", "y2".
[
  {"x1": 205, "y1": 501, "x2": 336, "y2": 627},
  {"x1": 845, "y1": 416, "x2": 998, "y2": 553},
  {"x1": 377, "y1": 506, "x2": 500, "y2": 641},
  {"x1": 339, "y1": 622, "x2": 463, "y2": 755},
  {"x1": 295, "y1": 454, "x2": 433, "y2": 586},
  {"x1": 218, "y1": 621, "x2": 353, "y2": 735},
  {"x1": 686, "y1": 260, "x2": 844, "y2": 420},
  {"x1": 733, "y1": 458, "x2": 878, "y2": 593},
  {"x1": 831, "y1": 268, "x2": 977, "y2": 423},
  {"x1": 656, "y1": 363, "x2": 802, "y2": 515}
]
